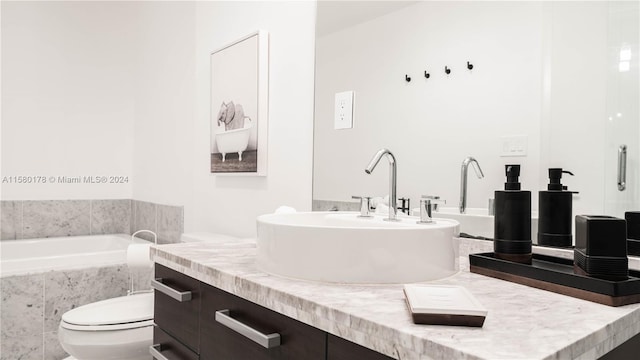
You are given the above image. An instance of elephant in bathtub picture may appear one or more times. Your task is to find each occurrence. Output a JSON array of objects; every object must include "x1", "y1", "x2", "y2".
[{"x1": 211, "y1": 101, "x2": 258, "y2": 173}]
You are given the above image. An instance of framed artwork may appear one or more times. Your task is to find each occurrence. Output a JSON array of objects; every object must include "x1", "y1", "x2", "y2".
[{"x1": 210, "y1": 30, "x2": 269, "y2": 175}]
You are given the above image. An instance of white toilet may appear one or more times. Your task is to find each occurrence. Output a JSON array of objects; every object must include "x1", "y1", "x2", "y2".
[
  {"x1": 58, "y1": 232, "x2": 246, "y2": 360},
  {"x1": 58, "y1": 292, "x2": 154, "y2": 360}
]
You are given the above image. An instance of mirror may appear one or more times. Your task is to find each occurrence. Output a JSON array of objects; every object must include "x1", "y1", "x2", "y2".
[{"x1": 312, "y1": 1, "x2": 639, "y2": 237}]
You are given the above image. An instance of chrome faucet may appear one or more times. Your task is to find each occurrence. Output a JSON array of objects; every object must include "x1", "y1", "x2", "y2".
[
  {"x1": 365, "y1": 148, "x2": 398, "y2": 221},
  {"x1": 460, "y1": 156, "x2": 484, "y2": 214}
]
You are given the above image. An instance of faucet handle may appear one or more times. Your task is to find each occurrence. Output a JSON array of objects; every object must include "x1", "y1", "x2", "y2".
[
  {"x1": 352, "y1": 196, "x2": 373, "y2": 218},
  {"x1": 417, "y1": 199, "x2": 437, "y2": 224},
  {"x1": 397, "y1": 197, "x2": 411, "y2": 215},
  {"x1": 421, "y1": 195, "x2": 446, "y2": 212}
]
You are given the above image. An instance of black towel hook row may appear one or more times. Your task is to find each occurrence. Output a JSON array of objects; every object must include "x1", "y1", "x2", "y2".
[{"x1": 407, "y1": 61, "x2": 473, "y2": 81}]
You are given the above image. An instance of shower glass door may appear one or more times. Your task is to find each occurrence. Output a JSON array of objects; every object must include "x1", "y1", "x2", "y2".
[{"x1": 604, "y1": 2, "x2": 639, "y2": 217}]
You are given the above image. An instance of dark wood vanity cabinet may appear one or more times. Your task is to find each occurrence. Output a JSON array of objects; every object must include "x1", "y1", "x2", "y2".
[
  {"x1": 199, "y1": 283, "x2": 326, "y2": 359},
  {"x1": 153, "y1": 264, "x2": 394, "y2": 360},
  {"x1": 153, "y1": 264, "x2": 201, "y2": 356},
  {"x1": 327, "y1": 335, "x2": 394, "y2": 360},
  {"x1": 153, "y1": 326, "x2": 199, "y2": 360}
]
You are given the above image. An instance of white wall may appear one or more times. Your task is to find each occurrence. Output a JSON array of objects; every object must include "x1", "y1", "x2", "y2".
[
  {"x1": 2, "y1": 0, "x2": 629, "y2": 236},
  {"x1": 1, "y1": 1, "x2": 3, "y2": 203},
  {"x1": 1, "y1": 1, "x2": 316, "y2": 238},
  {"x1": 541, "y1": 2, "x2": 609, "y2": 217},
  {"x1": 1, "y1": 2, "x2": 137, "y2": 200},
  {"x1": 314, "y1": 1, "x2": 616, "y2": 215},
  {"x1": 602, "y1": 1, "x2": 640, "y2": 217},
  {"x1": 188, "y1": 1, "x2": 316, "y2": 237},
  {"x1": 1, "y1": 1, "x2": 196, "y2": 204},
  {"x1": 314, "y1": 2, "x2": 543, "y2": 210},
  {"x1": 131, "y1": 1, "x2": 196, "y2": 208}
]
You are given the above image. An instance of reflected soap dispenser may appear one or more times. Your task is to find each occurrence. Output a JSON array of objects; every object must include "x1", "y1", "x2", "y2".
[
  {"x1": 538, "y1": 168, "x2": 574, "y2": 248},
  {"x1": 494, "y1": 164, "x2": 532, "y2": 264}
]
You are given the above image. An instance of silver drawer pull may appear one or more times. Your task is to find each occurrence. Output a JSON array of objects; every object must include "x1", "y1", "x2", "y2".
[
  {"x1": 151, "y1": 278, "x2": 192, "y2": 302},
  {"x1": 149, "y1": 344, "x2": 169, "y2": 360},
  {"x1": 215, "y1": 309, "x2": 281, "y2": 349}
]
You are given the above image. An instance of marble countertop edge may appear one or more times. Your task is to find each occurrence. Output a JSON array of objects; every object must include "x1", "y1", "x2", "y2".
[
  {"x1": 150, "y1": 247, "x2": 484, "y2": 359},
  {"x1": 150, "y1": 242, "x2": 640, "y2": 360}
]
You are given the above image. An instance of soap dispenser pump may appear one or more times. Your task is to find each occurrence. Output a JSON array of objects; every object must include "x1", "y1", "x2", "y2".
[
  {"x1": 494, "y1": 164, "x2": 532, "y2": 264},
  {"x1": 538, "y1": 168, "x2": 574, "y2": 248}
]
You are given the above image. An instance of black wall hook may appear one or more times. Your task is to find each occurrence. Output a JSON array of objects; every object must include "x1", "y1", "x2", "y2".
[
  {"x1": 424, "y1": 71, "x2": 430, "y2": 79},
  {"x1": 405, "y1": 74, "x2": 411, "y2": 82},
  {"x1": 445, "y1": 66, "x2": 451, "y2": 75},
  {"x1": 467, "y1": 61, "x2": 474, "y2": 70}
]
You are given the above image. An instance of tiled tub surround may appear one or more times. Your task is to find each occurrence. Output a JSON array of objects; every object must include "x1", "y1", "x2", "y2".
[
  {"x1": 1, "y1": 265, "x2": 131, "y2": 360},
  {"x1": 0, "y1": 234, "x2": 154, "y2": 360},
  {"x1": 0, "y1": 198, "x2": 173, "y2": 360},
  {"x1": 1, "y1": 199, "x2": 184, "y2": 244},
  {"x1": 151, "y1": 239, "x2": 640, "y2": 360},
  {"x1": 312, "y1": 199, "x2": 360, "y2": 212},
  {"x1": 1, "y1": 234, "x2": 148, "y2": 277}
]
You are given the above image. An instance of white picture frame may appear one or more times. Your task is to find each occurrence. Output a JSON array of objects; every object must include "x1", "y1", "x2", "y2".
[{"x1": 210, "y1": 30, "x2": 269, "y2": 176}]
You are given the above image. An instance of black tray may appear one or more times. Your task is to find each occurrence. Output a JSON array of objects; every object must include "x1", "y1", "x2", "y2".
[{"x1": 469, "y1": 252, "x2": 640, "y2": 306}]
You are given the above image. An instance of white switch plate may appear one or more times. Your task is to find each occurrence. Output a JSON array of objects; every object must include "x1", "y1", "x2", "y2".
[
  {"x1": 500, "y1": 135, "x2": 528, "y2": 157},
  {"x1": 334, "y1": 91, "x2": 354, "y2": 130}
]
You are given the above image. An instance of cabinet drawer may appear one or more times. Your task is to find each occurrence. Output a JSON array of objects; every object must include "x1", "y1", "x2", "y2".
[
  {"x1": 153, "y1": 264, "x2": 201, "y2": 353},
  {"x1": 327, "y1": 334, "x2": 394, "y2": 360},
  {"x1": 200, "y1": 284, "x2": 326, "y2": 360},
  {"x1": 152, "y1": 326, "x2": 199, "y2": 360}
]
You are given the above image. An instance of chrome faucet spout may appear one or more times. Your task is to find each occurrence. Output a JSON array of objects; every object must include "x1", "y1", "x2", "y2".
[
  {"x1": 365, "y1": 148, "x2": 398, "y2": 221},
  {"x1": 460, "y1": 156, "x2": 484, "y2": 214}
]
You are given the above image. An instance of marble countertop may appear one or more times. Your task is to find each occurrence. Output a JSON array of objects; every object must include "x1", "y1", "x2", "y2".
[{"x1": 150, "y1": 238, "x2": 640, "y2": 360}]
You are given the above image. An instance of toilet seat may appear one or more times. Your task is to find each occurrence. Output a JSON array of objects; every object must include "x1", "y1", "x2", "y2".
[{"x1": 60, "y1": 292, "x2": 153, "y2": 331}]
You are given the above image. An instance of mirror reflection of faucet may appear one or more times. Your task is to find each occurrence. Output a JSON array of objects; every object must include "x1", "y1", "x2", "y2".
[
  {"x1": 417, "y1": 197, "x2": 446, "y2": 224},
  {"x1": 460, "y1": 156, "x2": 484, "y2": 214},
  {"x1": 422, "y1": 195, "x2": 444, "y2": 212},
  {"x1": 398, "y1": 197, "x2": 411, "y2": 215}
]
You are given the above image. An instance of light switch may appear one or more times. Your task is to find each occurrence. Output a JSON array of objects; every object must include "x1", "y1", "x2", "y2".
[
  {"x1": 334, "y1": 91, "x2": 354, "y2": 130},
  {"x1": 500, "y1": 135, "x2": 528, "y2": 157}
]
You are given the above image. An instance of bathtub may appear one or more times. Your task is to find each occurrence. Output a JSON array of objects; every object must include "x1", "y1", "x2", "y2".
[
  {"x1": 216, "y1": 119, "x2": 253, "y2": 162},
  {"x1": 0, "y1": 234, "x2": 148, "y2": 277}
]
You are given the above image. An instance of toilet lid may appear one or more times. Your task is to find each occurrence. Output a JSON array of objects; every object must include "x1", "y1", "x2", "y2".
[{"x1": 61, "y1": 292, "x2": 153, "y2": 327}]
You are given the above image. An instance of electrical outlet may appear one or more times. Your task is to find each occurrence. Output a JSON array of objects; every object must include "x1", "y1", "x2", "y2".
[
  {"x1": 334, "y1": 91, "x2": 354, "y2": 130},
  {"x1": 500, "y1": 135, "x2": 528, "y2": 157}
]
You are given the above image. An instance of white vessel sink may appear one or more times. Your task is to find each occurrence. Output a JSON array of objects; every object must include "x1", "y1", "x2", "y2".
[
  {"x1": 413, "y1": 207, "x2": 538, "y2": 241},
  {"x1": 256, "y1": 212, "x2": 459, "y2": 284}
]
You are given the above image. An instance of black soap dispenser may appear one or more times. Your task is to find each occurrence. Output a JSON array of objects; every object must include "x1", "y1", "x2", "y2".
[
  {"x1": 538, "y1": 168, "x2": 574, "y2": 248},
  {"x1": 494, "y1": 164, "x2": 532, "y2": 264}
]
